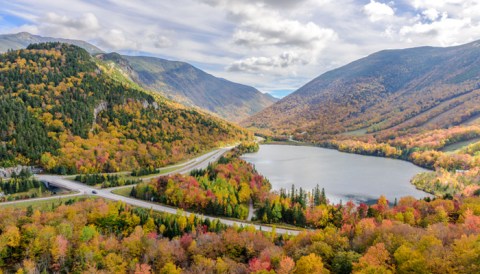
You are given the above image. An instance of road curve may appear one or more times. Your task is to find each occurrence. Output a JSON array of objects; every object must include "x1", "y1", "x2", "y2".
[{"x1": 30, "y1": 147, "x2": 301, "y2": 235}]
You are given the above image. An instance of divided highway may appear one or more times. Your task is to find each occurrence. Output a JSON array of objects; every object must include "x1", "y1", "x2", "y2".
[{"x1": 15, "y1": 146, "x2": 301, "y2": 235}]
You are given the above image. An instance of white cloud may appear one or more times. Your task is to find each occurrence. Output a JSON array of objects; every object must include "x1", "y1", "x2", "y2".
[
  {"x1": 151, "y1": 35, "x2": 173, "y2": 48},
  {"x1": 233, "y1": 18, "x2": 336, "y2": 49},
  {"x1": 363, "y1": 0, "x2": 394, "y2": 22},
  {"x1": 410, "y1": 0, "x2": 464, "y2": 10},
  {"x1": 422, "y1": 8, "x2": 440, "y2": 21},
  {"x1": 215, "y1": 0, "x2": 337, "y2": 51},
  {"x1": 25, "y1": 12, "x2": 102, "y2": 40},
  {"x1": 44, "y1": 12, "x2": 99, "y2": 31},
  {"x1": 98, "y1": 29, "x2": 140, "y2": 50},
  {"x1": 396, "y1": 0, "x2": 480, "y2": 46},
  {"x1": 227, "y1": 52, "x2": 308, "y2": 72},
  {"x1": 204, "y1": 0, "x2": 337, "y2": 75},
  {"x1": 399, "y1": 15, "x2": 480, "y2": 46}
]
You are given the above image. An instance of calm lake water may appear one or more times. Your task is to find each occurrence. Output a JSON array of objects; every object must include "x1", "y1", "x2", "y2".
[{"x1": 241, "y1": 144, "x2": 431, "y2": 204}]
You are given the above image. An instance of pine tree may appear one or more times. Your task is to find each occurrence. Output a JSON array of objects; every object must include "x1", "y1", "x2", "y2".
[
  {"x1": 314, "y1": 184, "x2": 321, "y2": 206},
  {"x1": 321, "y1": 187, "x2": 327, "y2": 205},
  {"x1": 290, "y1": 184, "x2": 295, "y2": 202}
]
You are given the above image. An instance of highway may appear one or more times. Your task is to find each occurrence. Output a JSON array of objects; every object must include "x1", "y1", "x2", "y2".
[{"x1": 20, "y1": 146, "x2": 301, "y2": 235}]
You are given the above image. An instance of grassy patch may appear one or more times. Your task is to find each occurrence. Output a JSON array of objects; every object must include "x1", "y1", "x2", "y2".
[
  {"x1": 159, "y1": 166, "x2": 182, "y2": 174},
  {"x1": 0, "y1": 195, "x2": 92, "y2": 210},
  {"x1": 111, "y1": 186, "x2": 133, "y2": 197},
  {"x1": 341, "y1": 127, "x2": 368, "y2": 136},
  {"x1": 441, "y1": 137, "x2": 480, "y2": 152}
]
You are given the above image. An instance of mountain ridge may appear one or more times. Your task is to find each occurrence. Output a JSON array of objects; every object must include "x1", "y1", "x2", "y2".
[
  {"x1": 243, "y1": 39, "x2": 480, "y2": 139},
  {"x1": 0, "y1": 32, "x2": 277, "y2": 123},
  {"x1": 98, "y1": 52, "x2": 278, "y2": 122}
]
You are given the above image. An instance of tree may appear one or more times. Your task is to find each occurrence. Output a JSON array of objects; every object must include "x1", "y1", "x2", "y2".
[
  {"x1": 278, "y1": 256, "x2": 295, "y2": 274},
  {"x1": 313, "y1": 185, "x2": 321, "y2": 206},
  {"x1": 393, "y1": 245, "x2": 429, "y2": 274},
  {"x1": 3, "y1": 225, "x2": 20, "y2": 248},
  {"x1": 353, "y1": 243, "x2": 392, "y2": 273},
  {"x1": 135, "y1": 263, "x2": 152, "y2": 274},
  {"x1": 294, "y1": 253, "x2": 329, "y2": 274},
  {"x1": 450, "y1": 234, "x2": 480, "y2": 274},
  {"x1": 105, "y1": 253, "x2": 127, "y2": 274},
  {"x1": 331, "y1": 251, "x2": 361, "y2": 274},
  {"x1": 26, "y1": 205, "x2": 34, "y2": 217},
  {"x1": 80, "y1": 225, "x2": 97, "y2": 242},
  {"x1": 160, "y1": 262, "x2": 181, "y2": 274},
  {"x1": 321, "y1": 188, "x2": 327, "y2": 205}
]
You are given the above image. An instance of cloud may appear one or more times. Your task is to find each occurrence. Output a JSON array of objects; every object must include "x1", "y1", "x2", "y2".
[
  {"x1": 44, "y1": 12, "x2": 99, "y2": 31},
  {"x1": 252, "y1": 0, "x2": 310, "y2": 9},
  {"x1": 97, "y1": 29, "x2": 140, "y2": 50},
  {"x1": 2, "y1": 0, "x2": 480, "y2": 96},
  {"x1": 17, "y1": 12, "x2": 102, "y2": 41},
  {"x1": 409, "y1": 0, "x2": 464, "y2": 10},
  {"x1": 233, "y1": 18, "x2": 336, "y2": 49},
  {"x1": 227, "y1": 52, "x2": 307, "y2": 72},
  {"x1": 399, "y1": 15, "x2": 480, "y2": 46},
  {"x1": 202, "y1": 0, "x2": 337, "y2": 76},
  {"x1": 38, "y1": 12, "x2": 141, "y2": 50},
  {"x1": 148, "y1": 34, "x2": 173, "y2": 48},
  {"x1": 422, "y1": 8, "x2": 440, "y2": 21},
  {"x1": 396, "y1": 0, "x2": 480, "y2": 46},
  {"x1": 206, "y1": 0, "x2": 336, "y2": 51},
  {"x1": 363, "y1": 0, "x2": 394, "y2": 22}
]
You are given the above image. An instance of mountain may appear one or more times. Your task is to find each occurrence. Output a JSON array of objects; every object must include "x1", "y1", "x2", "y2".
[
  {"x1": 0, "y1": 42, "x2": 249, "y2": 173},
  {"x1": 0, "y1": 32, "x2": 104, "y2": 54},
  {"x1": 0, "y1": 32, "x2": 277, "y2": 123},
  {"x1": 243, "y1": 40, "x2": 480, "y2": 139},
  {"x1": 97, "y1": 53, "x2": 278, "y2": 122}
]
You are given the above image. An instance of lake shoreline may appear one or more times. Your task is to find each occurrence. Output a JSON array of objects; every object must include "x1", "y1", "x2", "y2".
[
  {"x1": 242, "y1": 144, "x2": 433, "y2": 204},
  {"x1": 263, "y1": 138, "x2": 432, "y2": 169},
  {"x1": 263, "y1": 140, "x2": 441, "y2": 197}
]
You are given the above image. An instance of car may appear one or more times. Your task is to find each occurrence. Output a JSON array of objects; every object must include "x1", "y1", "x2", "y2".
[{"x1": 91, "y1": 190, "x2": 97, "y2": 194}]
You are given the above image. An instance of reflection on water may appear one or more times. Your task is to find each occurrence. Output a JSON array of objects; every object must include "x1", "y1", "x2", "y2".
[{"x1": 242, "y1": 145, "x2": 432, "y2": 204}]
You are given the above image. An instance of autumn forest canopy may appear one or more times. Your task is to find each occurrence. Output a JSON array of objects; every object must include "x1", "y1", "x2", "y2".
[
  {"x1": 0, "y1": 43, "x2": 249, "y2": 174},
  {"x1": 1, "y1": 36, "x2": 480, "y2": 274}
]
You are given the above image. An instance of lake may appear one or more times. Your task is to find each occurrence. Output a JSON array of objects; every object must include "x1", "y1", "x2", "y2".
[{"x1": 241, "y1": 144, "x2": 431, "y2": 204}]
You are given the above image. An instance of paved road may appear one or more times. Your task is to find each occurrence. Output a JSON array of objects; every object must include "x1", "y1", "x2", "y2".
[{"x1": 27, "y1": 147, "x2": 301, "y2": 235}]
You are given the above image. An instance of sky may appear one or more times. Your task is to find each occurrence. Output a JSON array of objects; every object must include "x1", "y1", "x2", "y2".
[{"x1": 1, "y1": 0, "x2": 480, "y2": 98}]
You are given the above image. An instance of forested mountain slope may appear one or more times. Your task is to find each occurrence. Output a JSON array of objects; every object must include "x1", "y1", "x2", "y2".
[
  {"x1": 97, "y1": 53, "x2": 278, "y2": 122},
  {"x1": 244, "y1": 40, "x2": 480, "y2": 139},
  {"x1": 0, "y1": 43, "x2": 249, "y2": 173}
]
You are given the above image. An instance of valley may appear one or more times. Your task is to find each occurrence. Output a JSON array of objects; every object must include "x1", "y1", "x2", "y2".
[
  {"x1": 1, "y1": 25, "x2": 480, "y2": 273},
  {"x1": 243, "y1": 41, "x2": 480, "y2": 199}
]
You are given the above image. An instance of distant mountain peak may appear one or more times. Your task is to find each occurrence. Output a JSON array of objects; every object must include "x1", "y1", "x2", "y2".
[
  {"x1": 0, "y1": 32, "x2": 104, "y2": 54},
  {"x1": 14, "y1": 32, "x2": 33, "y2": 38}
]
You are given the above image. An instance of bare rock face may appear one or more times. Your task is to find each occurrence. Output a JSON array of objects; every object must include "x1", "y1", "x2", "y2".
[
  {"x1": 91, "y1": 101, "x2": 108, "y2": 132},
  {"x1": 0, "y1": 166, "x2": 37, "y2": 178}
]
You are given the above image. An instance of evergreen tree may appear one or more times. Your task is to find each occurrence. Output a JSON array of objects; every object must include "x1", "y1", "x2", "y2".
[{"x1": 321, "y1": 187, "x2": 327, "y2": 205}]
